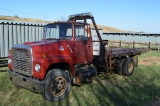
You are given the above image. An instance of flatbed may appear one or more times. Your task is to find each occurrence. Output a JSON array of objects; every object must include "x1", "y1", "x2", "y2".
[{"x1": 106, "y1": 48, "x2": 149, "y2": 58}]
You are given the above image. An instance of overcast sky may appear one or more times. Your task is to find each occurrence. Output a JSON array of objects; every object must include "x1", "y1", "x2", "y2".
[{"x1": 0, "y1": 0, "x2": 160, "y2": 33}]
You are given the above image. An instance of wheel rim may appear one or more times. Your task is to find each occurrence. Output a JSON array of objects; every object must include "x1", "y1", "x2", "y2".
[
  {"x1": 51, "y1": 77, "x2": 67, "y2": 97},
  {"x1": 128, "y1": 61, "x2": 133, "y2": 73}
]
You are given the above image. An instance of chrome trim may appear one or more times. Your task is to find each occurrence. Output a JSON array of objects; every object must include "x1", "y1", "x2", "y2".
[
  {"x1": 11, "y1": 44, "x2": 33, "y2": 76},
  {"x1": 8, "y1": 70, "x2": 44, "y2": 93},
  {"x1": 59, "y1": 46, "x2": 64, "y2": 51}
]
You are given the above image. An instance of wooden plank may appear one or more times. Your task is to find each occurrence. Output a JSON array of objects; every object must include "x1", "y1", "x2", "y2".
[{"x1": 105, "y1": 48, "x2": 149, "y2": 58}]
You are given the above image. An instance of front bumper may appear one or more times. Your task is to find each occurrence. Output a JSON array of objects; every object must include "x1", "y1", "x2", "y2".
[{"x1": 8, "y1": 70, "x2": 44, "y2": 93}]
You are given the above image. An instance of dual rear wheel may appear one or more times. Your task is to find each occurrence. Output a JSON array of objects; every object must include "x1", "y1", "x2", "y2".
[
  {"x1": 122, "y1": 57, "x2": 134, "y2": 76},
  {"x1": 116, "y1": 57, "x2": 135, "y2": 76}
]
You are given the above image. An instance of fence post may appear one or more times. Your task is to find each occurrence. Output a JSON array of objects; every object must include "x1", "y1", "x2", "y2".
[
  {"x1": 148, "y1": 42, "x2": 150, "y2": 49},
  {"x1": 119, "y1": 40, "x2": 121, "y2": 47},
  {"x1": 158, "y1": 43, "x2": 160, "y2": 51},
  {"x1": 133, "y1": 41, "x2": 135, "y2": 48}
]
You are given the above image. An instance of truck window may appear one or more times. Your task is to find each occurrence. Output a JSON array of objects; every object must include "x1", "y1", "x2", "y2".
[
  {"x1": 75, "y1": 25, "x2": 88, "y2": 40},
  {"x1": 44, "y1": 23, "x2": 72, "y2": 40},
  {"x1": 66, "y1": 28, "x2": 72, "y2": 36},
  {"x1": 45, "y1": 25, "x2": 59, "y2": 39}
]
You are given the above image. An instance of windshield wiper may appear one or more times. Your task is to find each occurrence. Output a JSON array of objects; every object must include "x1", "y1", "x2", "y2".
[
  {"x1": 45, "y1": 38, "x2": 58, "y2": 40},
  {"x1": 59, "y1": 37, "x2": 72, "y2": 40}
]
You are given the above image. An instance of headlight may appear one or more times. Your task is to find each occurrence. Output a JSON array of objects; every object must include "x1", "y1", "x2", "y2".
[
  {"x1": 8, "y1": 58, "x2": 12, "y2": 64},
  {"x1": 35, "y1": 64, "x2": 41, "y2": 72}
]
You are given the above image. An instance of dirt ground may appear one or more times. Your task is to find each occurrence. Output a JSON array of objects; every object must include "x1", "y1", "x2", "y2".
[{"x1": 139, "y1": 56, "x2": 160, "y2": 66}]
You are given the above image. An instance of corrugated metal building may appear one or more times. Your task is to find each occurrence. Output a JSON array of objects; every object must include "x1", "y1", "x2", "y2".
[
  {"x1": 102, "y1": 32, "x2": 160, "y2": 43},
  {"x1": 0, "y1": 20, "x2": 45, "y2": 57}
]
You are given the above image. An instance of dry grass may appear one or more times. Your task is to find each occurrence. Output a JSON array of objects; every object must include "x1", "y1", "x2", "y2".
[
  {"x1": 0, "y1": 15, "x2": 124, "y2": 32},
  {"x1": 0, "y1": 15, "x2": 52, "y2": 23},
  {"x1": 90, "y1": 24, "x2": 124, "y2": 32},
  {"x1": 139, "y1": 56, "x2": 160, "y2": 66}
]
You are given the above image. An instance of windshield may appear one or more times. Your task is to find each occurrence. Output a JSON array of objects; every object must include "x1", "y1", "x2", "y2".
[{"x1": 44, "y1": 23, "x2": 72, "y2": 40}]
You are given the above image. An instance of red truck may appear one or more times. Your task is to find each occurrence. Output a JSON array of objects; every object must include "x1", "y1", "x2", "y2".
[{"x1": 8, "y1": 13, "x2": 148, "y2": 102}]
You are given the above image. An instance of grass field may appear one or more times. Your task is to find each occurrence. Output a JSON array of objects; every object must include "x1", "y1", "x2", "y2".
[{"x1": 0, "y1": 51, "x2": 160, "y2": 106}]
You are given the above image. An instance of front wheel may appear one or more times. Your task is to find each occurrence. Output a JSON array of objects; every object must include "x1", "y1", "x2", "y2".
[{"x1": 42, "y1": 69, "x2": 71, "y2": 102}]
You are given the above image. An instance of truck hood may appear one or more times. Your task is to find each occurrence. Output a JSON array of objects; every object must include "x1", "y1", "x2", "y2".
[
  {"x1": 23, "y1": 40, "x2": 57, "y2": 47},
  {"x1": 12, "y1": 40, "x2": 70, "y2": 58}
]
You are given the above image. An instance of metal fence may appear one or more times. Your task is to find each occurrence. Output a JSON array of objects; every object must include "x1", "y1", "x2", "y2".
[
  {"x1": 101, "y1": 32, "x2": 160, "y2": 50},
  {"x1": 0, "y1": 20, "x2": 45, "y2": 57}
]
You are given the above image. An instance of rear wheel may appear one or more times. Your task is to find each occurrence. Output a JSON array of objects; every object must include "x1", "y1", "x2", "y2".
[
  {"x1": 42, "y1": 69, "x2": 71, "y2": 102},
  {"x1": 115, "y1": 59, "x2": 124, "y2": 75},
  {"x1": 122, "y1": 57, "x2": 134, "y2": 76}
]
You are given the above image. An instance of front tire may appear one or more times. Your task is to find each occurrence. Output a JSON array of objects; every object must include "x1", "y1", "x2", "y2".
[{"x1": 42, "y1": 69, "x2": 71, "y2": 102}]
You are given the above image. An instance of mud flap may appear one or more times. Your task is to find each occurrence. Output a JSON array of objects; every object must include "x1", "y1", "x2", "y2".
[
  {"x1": 133, "y1": 55, "x2": 138, "y2": 67},
  {"x1": 116, "y1": 59, "x2": 124, "y2": 75}
]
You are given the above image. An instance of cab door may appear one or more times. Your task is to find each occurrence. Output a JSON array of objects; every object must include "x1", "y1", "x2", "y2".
[{"x1": 74, "y1": 24, "x2": 93, "y2": 63}]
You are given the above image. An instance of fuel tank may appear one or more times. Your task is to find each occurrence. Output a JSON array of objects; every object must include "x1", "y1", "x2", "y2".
[{"x1": 74, "y1": 65, "x2": 97, "y2": 85}]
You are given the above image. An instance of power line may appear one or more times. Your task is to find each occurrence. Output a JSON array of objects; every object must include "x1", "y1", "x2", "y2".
[{"x1": 0, "y1": 6, "x2": 42, "y2": 17}]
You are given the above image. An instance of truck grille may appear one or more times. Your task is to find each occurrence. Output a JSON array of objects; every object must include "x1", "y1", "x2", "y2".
[{"x1": 12, "y1": 48, "x2": 32, "y2": 74}]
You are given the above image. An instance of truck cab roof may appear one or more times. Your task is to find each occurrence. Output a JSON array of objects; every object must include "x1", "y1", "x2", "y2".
[{"x1": 47, "y1": 21, "x2": 90, "y2": 26}]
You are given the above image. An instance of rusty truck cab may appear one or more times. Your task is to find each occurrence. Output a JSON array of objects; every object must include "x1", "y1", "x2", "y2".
[
  {"x1": 8, "y1": 13, "x2": 98, "y2": 102},
  {"x1": 43, "y1": 21, "x2": 93, "y2": 64}
]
